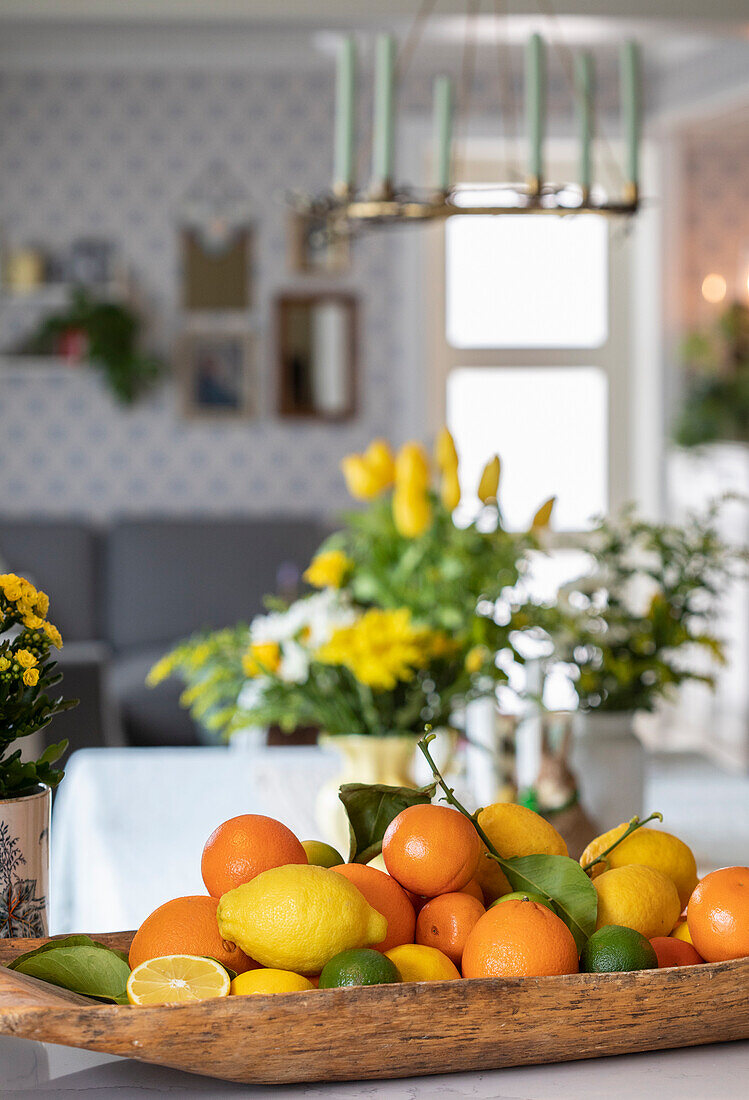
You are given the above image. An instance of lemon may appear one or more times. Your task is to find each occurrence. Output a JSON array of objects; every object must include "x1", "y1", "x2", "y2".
[
  {"x1": 302, "y1": 840, "x2": 344, "y2": 868},
  {"x1": 384, "y1": 944, "x2": 460, "y2": 982},
  {"x1": 231, "y1": 969, "x2": 314, "y2": 995},
  {"x1": 366, "y1": 853, "x2": 389, "y2": 874},
  {"x1": 126, "y1": 955, "x2": 230, "y2": 1006},
  {"x1": 580, "y1": 825, "x2": 698, "y2": 910},
  {"x1": 593, "y1": 864, "x2": 681, "y2": 939},
  {"x1": 671, "y1": 918, "x2": 693, "y2": 945},
  {"x1": 474, "y1": 803, "x2": 568, "y2": 902},
  {"x1": 217, "y1": 864, "x2": 387, "y2": 975}
]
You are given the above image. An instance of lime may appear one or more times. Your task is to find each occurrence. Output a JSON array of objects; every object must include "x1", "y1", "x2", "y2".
[
  {"x1": 319, "y1": 948, "x2": 401, "y2": 988},
  {"x1": 580, "y1": 925, "x2": 658, "y2": 973},
  {"x1": 302, "y1": 840, "x2": 344, "y2": 868},
  {"x1": 490, "y1": 891, "x2": 554, "y2": 913}
]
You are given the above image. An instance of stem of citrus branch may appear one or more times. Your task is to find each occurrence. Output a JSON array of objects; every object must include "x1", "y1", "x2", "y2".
[{"x1": 581, "y1": 812, "x2": 664, "y2": 874}]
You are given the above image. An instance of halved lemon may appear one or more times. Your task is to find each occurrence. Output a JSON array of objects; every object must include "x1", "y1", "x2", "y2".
[{"x1": 126, "y1": 954, "x2": 231, "y2": 1006}]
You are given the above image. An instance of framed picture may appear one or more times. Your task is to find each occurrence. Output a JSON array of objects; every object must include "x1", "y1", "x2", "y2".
[
  {"x1": 178, "y1": 329, "x2": 254, "y2": 419},
  {"x1": 276, "y1": 292, "x2": 357, "y2": 422},
  {"x1": 180, "y1": 226, "x2": 252, "y2": 311}
]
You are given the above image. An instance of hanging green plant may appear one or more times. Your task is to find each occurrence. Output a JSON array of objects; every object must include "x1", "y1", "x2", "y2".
[
  {"x1": 22, "y1": 288, "x2": 165, "y2": 404},
  {"x1": 673, "y1": 302, "x2": 749, "y2": 447}
]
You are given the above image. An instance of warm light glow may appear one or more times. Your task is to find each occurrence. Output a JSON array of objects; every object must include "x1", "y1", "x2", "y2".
[{"x1": 702, "y1": 273, "x2": 727, "y2": 304}]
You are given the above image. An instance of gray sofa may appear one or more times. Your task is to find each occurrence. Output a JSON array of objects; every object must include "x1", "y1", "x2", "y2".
[{"x1": 0, "y1": 516, "x2": 328, "y2": 750}]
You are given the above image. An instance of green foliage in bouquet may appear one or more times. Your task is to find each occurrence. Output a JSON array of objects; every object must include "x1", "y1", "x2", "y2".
[
  {"x1": 674, "y1": 302, "x2": 749, "y2": 447},
  {"x1": 0, "y1": 574, "x2": 77, "y2": 798},
  {"x1": 534, "y1": 503, "x2": 743, "y2": 713}
]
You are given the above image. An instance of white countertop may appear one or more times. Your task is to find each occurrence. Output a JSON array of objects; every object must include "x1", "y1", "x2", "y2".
[{"x1": 3, "y1": 1037, "x2": 749, "y2": 1098}]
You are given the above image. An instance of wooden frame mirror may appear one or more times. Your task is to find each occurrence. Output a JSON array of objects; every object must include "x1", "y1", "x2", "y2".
[{"x1": 276, "y1": 292, "x2": 357, "y2": 421}]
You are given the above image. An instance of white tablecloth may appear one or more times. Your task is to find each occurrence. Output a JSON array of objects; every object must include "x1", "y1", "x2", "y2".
[{"x1": 50, "y1": 745, "x2": 340, "y2": 934}]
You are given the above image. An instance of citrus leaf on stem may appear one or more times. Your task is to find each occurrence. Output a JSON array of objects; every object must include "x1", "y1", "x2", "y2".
[{"x1": 339, "y1": 781, "x2": 436, "y2": 864}]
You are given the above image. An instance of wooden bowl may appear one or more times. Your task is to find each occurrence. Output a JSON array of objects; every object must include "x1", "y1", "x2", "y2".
[{"x1": 1, "y1": 932, "x2": 748, "y2": 1085}]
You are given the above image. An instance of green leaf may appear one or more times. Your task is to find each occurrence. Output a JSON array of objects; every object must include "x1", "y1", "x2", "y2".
[
  {"x1": 8, "y1": 936, "x2": 131, "y2": 1003},
  {"x1": 339, "y1": 781, "x2": 436, "y2": 864},
  {"x1": 489, "y1": 853, "x2": 598, "y2": 953}
]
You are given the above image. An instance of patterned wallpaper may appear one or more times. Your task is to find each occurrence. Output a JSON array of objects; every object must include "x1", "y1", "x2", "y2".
[{"x1": 0, "y1": 68, "x2": 411, "y2": 519}]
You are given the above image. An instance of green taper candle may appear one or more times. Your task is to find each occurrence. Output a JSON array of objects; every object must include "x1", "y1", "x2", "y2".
[
  {"x1": 620, "y1": 40, "x2": 641, "y2": 190},
  {"x1": 372, "y1": 34, "x2": 396, "y2": 188},
  {"x1": 575, "y1": 52, "x2": 594, "y2": 195},
  {"x1": 334, "y1": 36, "x2": 356, "y2": 192},
  {"x1": 432, "y1": 76, "x2": 453, "y2": 193},
  {"x1": 525, "y1": 33, "x2": 546, "y2": 191}
]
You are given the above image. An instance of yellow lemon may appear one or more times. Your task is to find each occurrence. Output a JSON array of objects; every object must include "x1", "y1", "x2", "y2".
[
  {"x1": 231, "y1": 969, "x2": 314, "y2": 995},
  {"x1": 217, "y1": 864, "x2": 387, "y2": 976},
  {"x1": 580, "y1": 825, "x2": 697, "y2": 910},
  {"x1": 593, "y1": 864, "x2": 681, "y2": 939},
  {"x1": 671, "y1": 918, "x2": 693, "y2": 945},
  {"x1": 474, "y1": 803, "x2": 568, "y2": 903},
  {"x1": 367, "y1": 853, "x2": 389, "y2": 874},
  {"x1": 126, "y1": 955, "x2": 230, "y2": 1006},
  {"x1": 384, "y1": 944, "x2": 460, "y2": 983}
]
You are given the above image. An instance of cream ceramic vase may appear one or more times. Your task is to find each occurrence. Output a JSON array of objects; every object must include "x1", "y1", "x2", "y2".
[
  {"x1": 316, "y1": 732, "x2": 456, "y2": 855},
  {"x1": 0, "y1": 785, "x2": 51, "y2": 939},
  {"x1": 570, "y1": 712, "x2": 645, "y2": 832}
]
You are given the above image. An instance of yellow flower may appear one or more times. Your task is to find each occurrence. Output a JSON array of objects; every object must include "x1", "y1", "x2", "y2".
[
  {"x1": 435, "y1": 427, "x2": 459, "y2": 474},
  {"x1": 341, "y1": 454, "x2": 387, "y2": 500},
  {"x1": 34, "y1": 590, "x2": 50, "y2": 617},
  {"x1": 43, "y1": 622, "x2": 63, "y2": 649},
  {"x1": 243, "y1": 641, "x2": 281, "y2": 678},
  {"x1": 465, "y1": 645, "x2": 490, "y2": 675},
  {"x1": 393, "y1": 486, "x2": 432, "y2": 538},
  {"x1": 0, "y1": 657, "x2": 10, "y2": 672},
  {"x1": 316, "y1": 608, "x2": 435, "y2": 691},
  {"x1": 303, "y1": 549, "x2": 352, "y2": 590},
  {"x1": 428, "y1": 632, "x2": 460, "y2": 660},
  {"x1": 363, "y1": 438, "x2": 395, "y2": 487},
  {"x1": 394, "y1": 442, "x2": 430, "y2": 493},
  {"x1": 440, "y1": 467, "x2": 461, "y2": 512},
  {"x1": 147, "y1": 652, "x2": 178, "y2": 686},
  {"x1": 0, "y1": 575, "x2": 26, "y2": 603},
  {"x1": 531, "y1": 496, "x2": 556, "y2": 532},
  {"x1": 477, "y1": 455, "x2": 500, "y2": 503},
  {"x1": 188, "y1": 643, "x2": 211, "y2": 670},
  {"x1": 23, "y1": 668, "x2": 40, "y2": 688},
  {"x1": 15, "y1": 649, "x2": 37, "y2": 669}
]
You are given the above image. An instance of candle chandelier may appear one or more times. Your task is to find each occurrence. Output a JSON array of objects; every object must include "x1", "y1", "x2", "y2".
[{"x1": 290, "y1": 1, "x2": 642, "y2": 261}]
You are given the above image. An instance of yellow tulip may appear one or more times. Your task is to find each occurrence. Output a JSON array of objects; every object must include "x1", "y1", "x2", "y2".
[
  {"x1": 393, "y1": 486, "x2": 432, "y2": 538},
  {"x1": 440, "y1": 467, "x2": 461, "y2": 512},
  {"x1": 341, "y1": 454, "x2": 385, "y2": 500},
  {"x1": 243, "y1": 641, "x2": 281, "y2": 678},
  {"x1": 531, "y1": 496, "x2": 556, "y2": 531},
  {"x1": 435, "y1": 427, "x2": 459, "y2": 473},
  {"x1": 303, "y1": 549, "x2": 352, "y2": 589},
  {"x1": 477, "y1": 455, "x2": 500, "y2": 503},
  {"x1": 363, "y1": 438, "x2": 395, "y2": 488},
  {"x1": 395, "y1": 442, "x2": 430, "y2": 493}
]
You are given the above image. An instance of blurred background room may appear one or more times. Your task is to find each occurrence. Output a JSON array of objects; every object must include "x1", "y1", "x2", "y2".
[{"x1": 0, "y1": 0, "x2": 747, "y2": 934}]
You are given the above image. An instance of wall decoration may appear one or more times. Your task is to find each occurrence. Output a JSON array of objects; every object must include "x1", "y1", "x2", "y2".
[
  {"x1": 64, "y1": 238, "x2": 117, "y2": 289},
  {"x1": 181, "y1": 226, "x2": 252, "y2": 311},
  {"x1": 179, "y1": 328, "x2": 254, "y2": 419},
  {"x1": 276, "y1": 292, "x2": 357, "y2": 421}
]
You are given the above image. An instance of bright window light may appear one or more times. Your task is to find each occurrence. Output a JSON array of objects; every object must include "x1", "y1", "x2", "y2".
[
  {"x1": 447, "y1": 366, "x2": 608, "y2": 531},
  {"x1": 446, "y1": 214, "x2": 608, "y2": 349}
]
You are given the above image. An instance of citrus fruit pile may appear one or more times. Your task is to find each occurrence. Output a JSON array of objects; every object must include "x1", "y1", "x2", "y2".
[{"x1": 125, "y1": 803, "x2": 749, "y2": 1005}]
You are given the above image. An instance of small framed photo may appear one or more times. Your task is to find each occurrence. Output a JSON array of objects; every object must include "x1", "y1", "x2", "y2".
[{"x1": 178, "y1": 329, "x2": 254, "y2": 419}]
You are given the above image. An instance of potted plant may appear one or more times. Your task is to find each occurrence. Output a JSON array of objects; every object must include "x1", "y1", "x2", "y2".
[{"x1": 0, "y1": 574, "x2": 76, "y2": 938}]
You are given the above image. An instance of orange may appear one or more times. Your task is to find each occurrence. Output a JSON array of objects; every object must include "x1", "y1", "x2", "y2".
[
  {"x1": 460, "y1": 877, "x2": 485, "y2": 903},
  {"x1": 462, "y1": 898, "x2": 579, "y2": 979},
  {"x1": 129, "y1": 895, "x2": 255, "y2": 974},
  {"x1": 687, "y1": 866, "x2": 749, "y2": 962},
  {"x1": 650, "y1": 936, "x2": 704, "y2": 968},
  {"x1": 332, "y1": 863, "x2": 416, "y2": 952},
  {"x1": 201, "y1": 814, "x2": 307, "y2": 897},
  {"x1": 416, "y1": 892, "x2": 485, "y2": 967},
  {"x1": 382, "y1": 804, "x2": 482, "y2": 898}
]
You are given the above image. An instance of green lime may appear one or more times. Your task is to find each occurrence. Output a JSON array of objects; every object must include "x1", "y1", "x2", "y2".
[
  {"x1": 580, "y1": 925, "x2": 658, "y2": 973},
  {"x1": 319, "y1": 948, "x2": 401, "y2": 988},
  {"x1": 302, "y1": 840, "x2": 344, "y2": 868},
  {"x1": 490, "y1": 891, "x2": 555, "y2": 913}
]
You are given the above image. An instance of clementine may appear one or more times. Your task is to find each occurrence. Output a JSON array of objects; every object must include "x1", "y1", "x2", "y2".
[
  {"x1": 462, "y1": 898, "x2": 579, "y2": 979},
  {"x1": 416, "y1": 891, "x2": 485, "y2": 967},
  {"x1": 129, "y1": 895, "x2": 255, "y2": 973},
  {"x1": 332, "y1": 863, "x2": 416, "y2": 952},
  {"x1": 649, "y1": 936, "x2": 704, "y2": 968},
  {"x1": 687, "y1": 866, "x2": 749, "y2": 962},
  {"x1": 382, "y1": 804, "x2": 482, "y2": 897},
  {"x1": 201, "y1": 814, "x2": 307, "y2": 897},
  {"x1": 460, "y1": 877, "x2": 485, "y2": 903}
]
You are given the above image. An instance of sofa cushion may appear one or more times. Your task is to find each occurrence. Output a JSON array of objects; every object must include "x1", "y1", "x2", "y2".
[
  {"x1": 0, "y1": 520, "x2": 101, "y2": 641},
  {"x1": 108, "y1": 646, "x2": 202, "y2": 748},
  {"x1": 105, "y1": 517, "x2": 328, "y2": 651}
]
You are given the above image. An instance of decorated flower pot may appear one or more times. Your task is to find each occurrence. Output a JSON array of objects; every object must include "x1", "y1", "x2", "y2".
[{"x1": 0, "y1": 785, "x2": 50, "y2": 938}]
